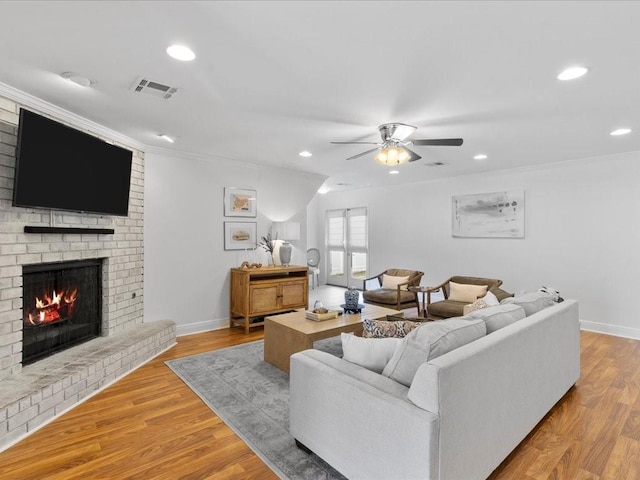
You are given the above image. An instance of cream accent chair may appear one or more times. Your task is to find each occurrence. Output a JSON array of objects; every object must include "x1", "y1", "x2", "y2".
[{"x1": 362, "y1": 268, "x2": 423, "y2": 311}]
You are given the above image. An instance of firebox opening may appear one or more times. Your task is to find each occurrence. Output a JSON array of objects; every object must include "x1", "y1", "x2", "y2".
[{"x1": 22, "y1": 259, "x2": 102, "y2": 366}]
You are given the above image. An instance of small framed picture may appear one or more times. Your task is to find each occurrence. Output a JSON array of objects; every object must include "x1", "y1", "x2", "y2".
[
  {"x1": 224, "y1": 187, "x2": 257, "y2": 217},
  {"x1": 224, "y1": 222, "x2": 257, "y2": 250}
]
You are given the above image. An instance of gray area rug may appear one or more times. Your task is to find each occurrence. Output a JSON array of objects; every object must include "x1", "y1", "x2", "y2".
[{"x1": 165, "y1": 338, "x2": 346, "y2": 480}]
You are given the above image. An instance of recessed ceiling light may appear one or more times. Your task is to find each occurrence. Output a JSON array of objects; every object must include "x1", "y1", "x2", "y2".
[
  {"x1": 317, "y1": 186, "x2": 330, "y2": 194},
  {"x1": 610, "y1": 128, "x2": 631, "y2": 136},
  {"x1": 158, "y1": 134, "x2": 175, "y2": 143},
  {"x1": 557, "y1": 66, "x2": 589, "y2": 81},
  {"x1": 298, "y1": 151, "x2": 312, "y2": 157},
  {"x1": 389, "y1": 170, "x2": 400, "y2": 175},
  {"x1": 61, "y1": 72, "x2": 93, "y2": 87},
  {"x1": 166, "y1": 44, "x2": 196, "y2": 61},
  {"x1": 474, "y1": 154, "x2": 488, "y2": 160}
]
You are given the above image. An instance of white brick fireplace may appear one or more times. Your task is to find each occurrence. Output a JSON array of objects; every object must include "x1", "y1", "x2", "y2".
[{"x1": 0, "y1": 94, "x2": 176, "y2": 451}]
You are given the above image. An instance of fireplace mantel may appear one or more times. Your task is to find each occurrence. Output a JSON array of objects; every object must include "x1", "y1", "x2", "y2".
[{"x1": 24, "y1": 226, "x2": 115, "y2": 234}]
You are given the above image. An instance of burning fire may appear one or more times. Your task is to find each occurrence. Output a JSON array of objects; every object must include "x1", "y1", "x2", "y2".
[{"x1": 25, "y1": 288, "x2": 78, "y2": 326}]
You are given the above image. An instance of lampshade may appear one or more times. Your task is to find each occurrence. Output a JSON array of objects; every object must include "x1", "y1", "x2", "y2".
[
  {"x1": 374, "y1": 146, "x2": 411, "y2": 166},
  {"x1": 272, "y1": 221, "x2": 300, "y2": 241}
]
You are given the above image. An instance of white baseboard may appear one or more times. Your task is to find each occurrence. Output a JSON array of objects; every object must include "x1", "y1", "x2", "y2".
[
  {"x1": 580, "y1": 320, "x2": 640, "y2": 340},
  {"x1": 175, "y1": 318, "x2": 229, "y2": 337}
]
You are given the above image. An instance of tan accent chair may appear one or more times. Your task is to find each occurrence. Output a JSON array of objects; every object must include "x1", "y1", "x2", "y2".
[
  {"x1": 362, "y1": 268, "x2": 423, "y2": 311},
  {"x1": 426, "y1": 276, "x2": 503, "y2": 320}
]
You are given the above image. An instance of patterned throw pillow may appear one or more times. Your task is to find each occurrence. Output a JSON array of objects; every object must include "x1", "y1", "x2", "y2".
[
  {"x1": 463, "y1": 298, "x2": 488, "y2": 315},
  {"x1": 362, "y1": 318, "x2": 421, "y2": 338}
]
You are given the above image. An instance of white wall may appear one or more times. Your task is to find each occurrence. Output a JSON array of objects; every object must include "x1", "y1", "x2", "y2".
[
  {"x1": 316, "y1": 152, "x2": 640, "y2": 339},
  {"x1": 306, "y1": 194, "x2": 320, "y2": 249},
  {"x1": 144, "y1": 150, "x2": 325, "y2": 335}
]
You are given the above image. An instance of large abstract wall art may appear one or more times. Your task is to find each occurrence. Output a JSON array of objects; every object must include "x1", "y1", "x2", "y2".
[{"x1": 452, "y1": 190, "x2": 525, "y2": 238}]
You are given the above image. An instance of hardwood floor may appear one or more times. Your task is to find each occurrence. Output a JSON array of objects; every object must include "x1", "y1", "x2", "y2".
[{"x1": 0, "y1": 327, "x2": 638, "y2": 479}]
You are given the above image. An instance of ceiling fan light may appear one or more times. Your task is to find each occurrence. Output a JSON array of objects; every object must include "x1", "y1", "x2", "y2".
[
  {"x1": 374, "y1": 146, "x2": 411, "y2": 166},
  {"x1": 387, "y1": 147, "x2": 399, "y2": 163},
  {"x1": 374, "y1": 149, "x2": 388, "y2": 164}
]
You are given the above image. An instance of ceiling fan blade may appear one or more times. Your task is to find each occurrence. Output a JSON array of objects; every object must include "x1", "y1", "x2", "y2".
[
  {"x1": 411, "y1": 138, "x2": 464, "y2": 146},
  {"x1": 346, "y1": 148, "x2": 379, "y2": 161},
  {"x1": 405, "y1": 148, "x2": 422, "y2": 162},
  {"x1": 331, "y1": 141, "x2": 380, "y2": 145}
]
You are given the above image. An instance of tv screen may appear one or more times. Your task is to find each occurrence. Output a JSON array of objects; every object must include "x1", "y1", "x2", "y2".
[{"x1": 13, "y1": 109, "x2": 133, "y2": 216}]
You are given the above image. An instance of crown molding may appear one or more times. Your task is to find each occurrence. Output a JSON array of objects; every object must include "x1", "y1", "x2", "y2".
[{"x1": 0, "y1": 81, "x2": 145, "y2": 151}]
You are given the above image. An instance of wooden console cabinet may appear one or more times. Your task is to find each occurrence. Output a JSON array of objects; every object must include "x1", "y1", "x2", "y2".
[{"x1": 229, "y1": 265, "x2": 309, "y2": 333}]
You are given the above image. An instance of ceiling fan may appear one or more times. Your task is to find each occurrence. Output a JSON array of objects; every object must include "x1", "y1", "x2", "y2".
[{"x1": 331, "y1": 123, "x2": 463, "y2": 165}]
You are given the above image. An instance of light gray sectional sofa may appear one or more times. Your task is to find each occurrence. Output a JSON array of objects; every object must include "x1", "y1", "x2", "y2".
[{"x1": 290, "y1": 296, "x2": 580, "y2": 480}]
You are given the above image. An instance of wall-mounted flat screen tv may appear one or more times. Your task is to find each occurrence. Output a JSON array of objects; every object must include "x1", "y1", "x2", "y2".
[{"x1": 13, "y1": 109, "x2": 133, "y2": 216}]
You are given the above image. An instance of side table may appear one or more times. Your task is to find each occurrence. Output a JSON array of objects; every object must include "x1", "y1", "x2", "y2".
[{"x1": 408, "y1": 286, "x2": 439, "y2": 318}]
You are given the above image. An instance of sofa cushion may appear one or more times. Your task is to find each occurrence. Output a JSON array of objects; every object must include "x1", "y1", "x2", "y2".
[
  {"x1": 382, "y1": 317, "x2": 486, "y2": 387},
  {"x1": 362, "y1": 289, "x2": 416, "y2": 305},
  {"x1": 341, "y1": 333, "x2": 402, "y2": 374},
  {"x1": 448, "y1": 282, "x2": 488, "y2": 303},
  {"x1": 382, "y1": 274, "x2": 410, "y2": 290},
  {"x1": 468, "y1": 303, "x2": 526, "y2": 333},
  {"x1": 363, "y1": 318, "x2": 422, "y2": 338},
  {"x1": 502, "y1": 291, "x2": 555, "y2": 316}
]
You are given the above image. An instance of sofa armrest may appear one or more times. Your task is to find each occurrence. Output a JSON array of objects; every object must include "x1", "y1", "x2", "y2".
[
  {"x1": 290, "y1": 349, "x2": 439, "y2": 480},
  {"x1": 407, "y1": 299, "x2": 580, "y2": 480}
]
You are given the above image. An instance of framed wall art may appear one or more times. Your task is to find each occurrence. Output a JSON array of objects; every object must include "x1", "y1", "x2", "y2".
[
  {"x1": 452, "y1": 190, "x2": 525, "y2": 238},
  {"x1": 224, "y1": 187, "x2": 257, "y2": 217},
  {"x1": 224, "y1": 222, "x2": 257, "y2": 250}
]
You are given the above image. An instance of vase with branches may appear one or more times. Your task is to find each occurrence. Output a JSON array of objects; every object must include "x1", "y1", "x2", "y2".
[{"x1": 258, "y1": 231, "x2": 278, "y2": 266}]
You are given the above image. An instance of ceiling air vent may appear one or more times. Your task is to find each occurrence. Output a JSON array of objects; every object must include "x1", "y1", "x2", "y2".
[
  {"x1": 130, "y1": 77, "x2": 178, "y2": 100},
  {"x1": 425, "y1": 161, "x2": 447, "y2": 167}
]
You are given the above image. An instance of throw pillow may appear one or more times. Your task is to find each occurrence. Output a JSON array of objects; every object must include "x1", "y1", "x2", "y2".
[
  {"x1": 501, "y1": 291, "x2": 556, "y2": 316},
  {"x1": 362, "y1": 318, "x2": 422, "y2": 338},
  {"x1": 469, "y1": 304, "x2": 526, "y2": 333},
  {"x1": 382, "y1": 274, "x2": 410, "y2": 291},
  {"x1": 463, "y1": 298, "x2": 488, "y2": 315},
  {"x1": 340, "y1": 333, "x2": 402, "y2": 374},
  {"x1": 381, "y1": 317, "x2": 486, "y2": 387},
  {"x1": 481, "y1": 290, "x2": 500, "y2": 306},
  {"x1": 489, "y1": 286, "x2": 514, "y2": 302},
  {"x1": 448, "y1": 282, "x2": 488, "y2": 303}
]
